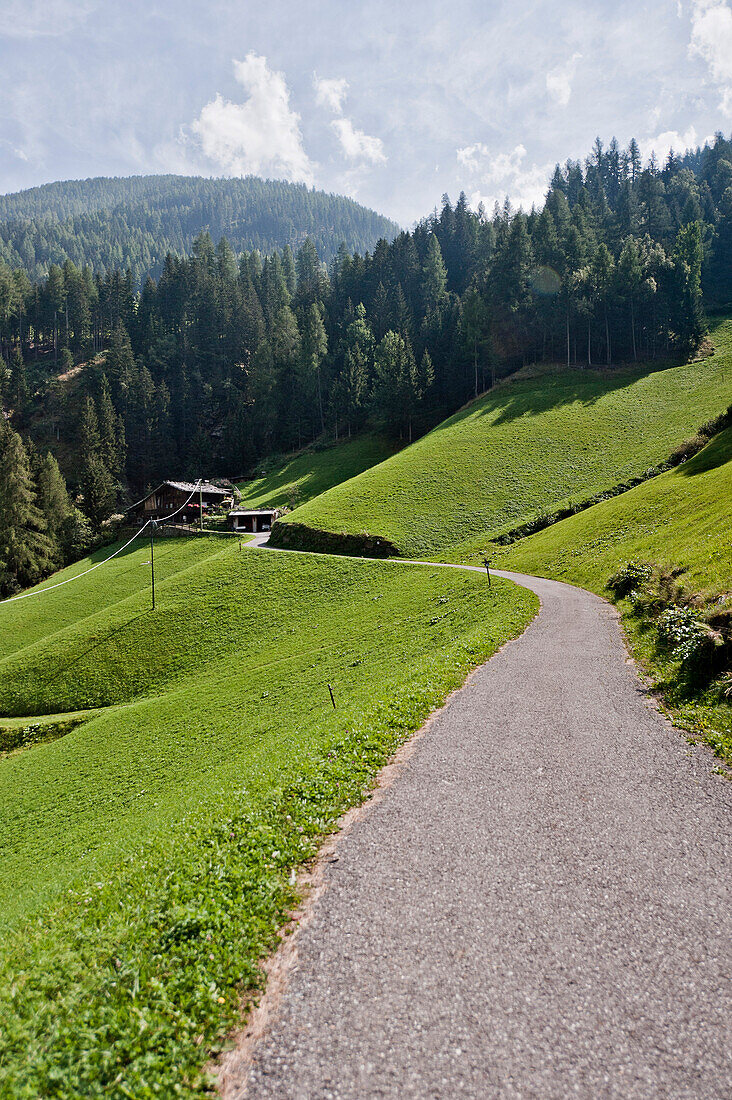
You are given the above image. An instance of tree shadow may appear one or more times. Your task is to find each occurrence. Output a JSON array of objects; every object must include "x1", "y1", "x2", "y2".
[
  {"x1": 427, "y1": 360, "x2": 680, "y2": 432},
  {"x1": 2, "y1": 611, "x2": 149, "y2": 719}
]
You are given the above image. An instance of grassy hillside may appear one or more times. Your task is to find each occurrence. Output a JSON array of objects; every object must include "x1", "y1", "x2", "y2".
[
  {"x1": 458, "y1": 428, "x2": 732, "y2": 757},
  {"x1": 480, "y1": 428, "x2": 732, "y2": 593},
  {"x1": 0, "y1": 536, "x2": 535, "y2": 1096},
  {"x1": 276, "y1": 322, "x2": 732, "y2": 557},
  {"x1": 237, "y1": 433, "x2": 398, "y2": 510}
]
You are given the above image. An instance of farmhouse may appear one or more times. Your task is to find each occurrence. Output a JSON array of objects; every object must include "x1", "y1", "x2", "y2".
[
  {"x1": 229, "y1": 508, "x2": 278, "y2": 533},
  {"x1": 128, "y1": 481, "x2": 233, "y2": 523}
]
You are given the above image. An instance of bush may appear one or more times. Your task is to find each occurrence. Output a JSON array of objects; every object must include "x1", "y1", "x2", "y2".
[
  {"x1": 607, "y1": 562, "x2": 731, "y2": 690},
  {"x1": 657, "y1": 605, "x2": 723, "y2": 667},
  {"x1": 608, "y1": 561, "x2": 653, "y2": 597},
  {"x1": 668, "y1": 434, "x2": 707, "y2": 465}
]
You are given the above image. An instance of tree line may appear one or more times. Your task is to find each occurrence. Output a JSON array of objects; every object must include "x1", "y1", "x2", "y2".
[
  {"x1": 1, "y1": 133, "x2": 729, "y2": 595},
  {"x1": 0, "y1": 175, "x2": 400, "y2": 284}
]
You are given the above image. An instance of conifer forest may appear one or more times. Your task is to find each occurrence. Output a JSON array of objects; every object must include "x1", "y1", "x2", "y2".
[{"x1": 0, "y1": 133, "x2": 729, "y2": 594}]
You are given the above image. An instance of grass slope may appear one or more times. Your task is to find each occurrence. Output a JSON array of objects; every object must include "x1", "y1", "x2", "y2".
[
  {"x1": 465, "y1": 428, "x2": 732, "y2": 755},
  {"x1": 480, "y1": 428, "x2": 732, "y2": 593},
  {"x1": 278, "y1": 324, "x2": 732, "y2": 557},
  {"x1": 237, "y1": 433, "x2": 397, "y2": 510},
  {"x1": 0, "y1": 536, "x2": 535, "y2": 1095}
]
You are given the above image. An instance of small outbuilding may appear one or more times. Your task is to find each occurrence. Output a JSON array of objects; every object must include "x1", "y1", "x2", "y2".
[
  {"x1": 228, "y1": 508, "x2": 278, "y2": 533},
  {"x1": 128, "y1": 481, "x2": 233, "y2": 523}
]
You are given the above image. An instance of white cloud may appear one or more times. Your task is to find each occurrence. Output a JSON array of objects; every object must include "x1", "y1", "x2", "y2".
[
  {"x1": 314, "y1": 76, "x2": 349, "y2": 114},
  {"x1": 457, "y1": 142, "x2": 550, "y2": 212},
  {"x1": 331, "y1": 118, "x2": 386, "y2": 164},
  {"x1": 689, "y1": 0, "x2": 732, "y2": 114},
  {"x1": 639, "y1": 125, "x2": 709, "y2": 161},
  {"x1": 0, "y1": 0, "x2": 96, "y2": 38},
  {"x1": 546, "y1": 52, "x2": 582, "y2": 108},
  {"x1": 457, "y1": 142, "x2": 490, "y2": 169},
  {"x1": 314, "y1": 74, "x2": 386, "y2": 165},
  {"x1": 190, "y1": 53, "x2": 315, "y2": 185},
  {"x1": 0, "y1": 138, "x2": 29, "y2": 162}
]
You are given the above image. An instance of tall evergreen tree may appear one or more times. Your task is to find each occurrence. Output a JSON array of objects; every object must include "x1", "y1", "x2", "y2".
[{"x1": 0, "y1": 419, "x2": 55, "y2": 594}]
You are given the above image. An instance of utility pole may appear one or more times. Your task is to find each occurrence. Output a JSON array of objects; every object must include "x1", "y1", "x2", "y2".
[{"x1": 150, "y1": 521, "x2": 157, "y2": 609}]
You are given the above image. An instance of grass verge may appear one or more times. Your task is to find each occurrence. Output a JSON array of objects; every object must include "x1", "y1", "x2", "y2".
[{"x1": 0, "y1": 540, "x2": 535, "y2": 1096}]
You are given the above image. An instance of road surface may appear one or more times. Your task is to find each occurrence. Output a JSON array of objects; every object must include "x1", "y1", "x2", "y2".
[{"x1": 220, "y1": 561, "x2": 732, "y2": 1099}]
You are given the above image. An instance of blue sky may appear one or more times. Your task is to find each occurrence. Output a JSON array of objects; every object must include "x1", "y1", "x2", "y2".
[{"x1": 0, "y1": 0, "x2": 730, "y2": 225}]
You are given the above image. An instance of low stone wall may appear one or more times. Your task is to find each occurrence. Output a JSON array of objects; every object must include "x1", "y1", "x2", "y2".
[{"x1": 269, "y1": 519, "x2": 400, "y2": 558}]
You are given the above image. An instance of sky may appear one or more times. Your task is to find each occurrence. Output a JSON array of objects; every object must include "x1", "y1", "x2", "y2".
[{"x1": 0, "y1": 0, "x2": 730, "y2": 227}]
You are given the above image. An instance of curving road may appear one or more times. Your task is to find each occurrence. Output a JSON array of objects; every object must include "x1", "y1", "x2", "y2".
[{"x1": 220, "y1": 558, "x2": 732, "y2": 1099}]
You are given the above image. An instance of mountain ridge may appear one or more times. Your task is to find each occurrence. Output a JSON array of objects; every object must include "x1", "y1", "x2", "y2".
[{"x1": 0, "y1": 174, "x2": 401, "y2": 283}]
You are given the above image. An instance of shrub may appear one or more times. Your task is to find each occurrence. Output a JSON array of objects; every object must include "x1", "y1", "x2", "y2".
[
  {"x1": 668, "y1": 434, "x2": 708, "y2": 465},
  {"x1": 608, "y1": 561, "x2": 653, "y2": 598},
  {"x1": 657, "y1": 606, "x2": 723, "y2": 667},
  {"x1": 716, "y1": 671, "x2": 732, "y2": 702}
]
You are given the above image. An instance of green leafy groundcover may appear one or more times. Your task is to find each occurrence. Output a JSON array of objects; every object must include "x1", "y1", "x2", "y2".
[{"x1": 0, "y1": 677, "x2": 524, "y2": 1098}]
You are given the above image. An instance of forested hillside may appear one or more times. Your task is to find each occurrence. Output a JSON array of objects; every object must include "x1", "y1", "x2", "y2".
[
  {"x1": 1, "y1": 133, "x2": 731, "y2": 594},
  {"x1": 0, "y1": 175, "x2": 400, "y2": 282}
]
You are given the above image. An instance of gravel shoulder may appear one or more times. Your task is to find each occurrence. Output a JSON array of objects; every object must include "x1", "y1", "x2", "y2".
[{"x1": 221, "y1": 564, "x2": 732, "y2": 1099}]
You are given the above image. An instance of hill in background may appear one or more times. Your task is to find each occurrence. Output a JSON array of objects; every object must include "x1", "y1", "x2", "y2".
[
  {"x1": 273, "y1": 326, "x2": 731, "y2": 558},
  {"x1": 0, "y1": 175, "x2": 401, "y2": 282}
]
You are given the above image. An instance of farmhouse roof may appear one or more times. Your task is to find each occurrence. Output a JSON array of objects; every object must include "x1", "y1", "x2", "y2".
[
  {"x1": 164, "y1": 480, "x2": 230, "y2": 496},
  {"x1": 229, "y1": 508, "x2": 278, "y2": 516}
]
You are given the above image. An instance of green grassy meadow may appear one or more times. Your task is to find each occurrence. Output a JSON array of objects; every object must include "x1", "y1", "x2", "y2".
[
  {"x1": 278, "y1": 325, "x2": 732, "y2": 556},
  {"x1": 473, "y1": 427, "x2": 732, "y2": 594},
  {"x1": 0, "y1": 534, "x2": 535, "y2": 1096},
  {"x1": 236, "y1": 432, "x2": 397, "y2": 509},
  {"x1": 454, "y1": 427, "x2": 732, "y2": 756}
]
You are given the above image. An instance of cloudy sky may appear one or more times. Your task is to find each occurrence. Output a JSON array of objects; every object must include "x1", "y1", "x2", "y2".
[{"x1": 0, "y1": 0, "x2": 730, "y2": 225}]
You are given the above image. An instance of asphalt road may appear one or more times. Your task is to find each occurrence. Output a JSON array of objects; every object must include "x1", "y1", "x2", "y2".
[{"x1": 223, "y1": 567, "x2": 732, "y2": 1099}]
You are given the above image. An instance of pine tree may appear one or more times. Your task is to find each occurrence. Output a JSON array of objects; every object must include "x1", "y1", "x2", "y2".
[
  {"x1": 301, "y1": 302, "x2": 328, "y2": 433},
  {"x1": 590, "y1": 244, "x2": 615, "y2": 364},
  {"x1": 618, "y1": 238, "x2": 643, "y2": 360},
  {"x1": 78, "y1": 394, "x2": 116, "y2": 526},
  {"x1": 33, "y1": 451, "x2": 72, "y2": 564},
  {"x1": 80, "y1": 452, "x2": 116, "y2": 530},
  {"x1": 97, "y1": 374, "x2": 126, "y2": 479},
  {"x1": 9, "y1": 346, "x2": 29, "y2": 421},
  {"x1": 372, "y1": 331, "x2": 421, "y2": 441},
  {"x1": 422, "y1": 235, "x2": 448, "y2": 315},
  {"x1": 461, "y1": 287, "x2": 491, "y2": 396},
  {"x1": 105, "y1": 322, "x2": 136, "y2": 402},
  {"x1": 672, "y1": 221, "x2": 706, "y2": 352},
  {"x1": 0, "y1": 419, "x2": 55, "y2": 594},
  {"x1": 295, "y1": 238, "x2": 328, "y2": 310}
]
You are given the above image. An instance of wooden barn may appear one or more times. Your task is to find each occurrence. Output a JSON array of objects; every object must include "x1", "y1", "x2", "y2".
[
  {"x1": 128, "y1": 481, "x2": 233, "y2": 523},
  {"x1": 228, "y1": 508, "x2": 278, "y2": 533}
]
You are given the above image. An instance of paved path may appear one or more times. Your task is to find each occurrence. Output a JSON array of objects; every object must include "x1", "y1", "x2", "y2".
[{"x1": 225, "y1": 562, "x2": 732, "y2": 1099}]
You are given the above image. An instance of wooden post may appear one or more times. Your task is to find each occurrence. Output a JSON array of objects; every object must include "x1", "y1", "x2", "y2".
[{"x1": 150, "y1": 525, "x2": 156, "y2": 610}]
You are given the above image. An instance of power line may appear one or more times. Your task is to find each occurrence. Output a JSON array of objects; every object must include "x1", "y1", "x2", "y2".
[
  {"x1": 0, "y1": 522, "x2": 151, "y2": 605},
  {"x1": 0, "y1": 480, "x2": 203, "y2": 608}
]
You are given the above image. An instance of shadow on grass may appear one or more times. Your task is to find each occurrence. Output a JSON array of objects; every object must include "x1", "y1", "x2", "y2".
[
  {"x1": 677, "y1": 428, "x2": 732, "y2": 476},
  {"x1": 426, "y1": 359, "x2": 684, "y2": 433},
  {"x1": 3, "y1": 611, "x2": 148, "y2": 718}
]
